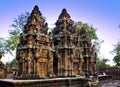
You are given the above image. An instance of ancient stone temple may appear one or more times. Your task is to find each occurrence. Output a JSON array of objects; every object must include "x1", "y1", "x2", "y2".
[
  {"x1": 79, "y1": 28, "x2": 97, "y2": 74},
  {"x1": 52, "y1": 9, "x2": 82, "y2": 77},
  {"x1": 52, "y1": 9, "x2": 97, "y2": 77},
  {"x1": 16, "y1": 6, "x2": 54, "y2": 79},
  {"x1": 16, "y1": 5, "x2": 97, "y2": 79}
]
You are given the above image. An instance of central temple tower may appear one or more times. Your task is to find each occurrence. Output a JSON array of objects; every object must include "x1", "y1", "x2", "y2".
[
  {"x1": 16, "y1": 6, "x2": 54, "y2": 78},
  {"x1": 52, "y1": 9, "x2": 83, "y2": 77}
]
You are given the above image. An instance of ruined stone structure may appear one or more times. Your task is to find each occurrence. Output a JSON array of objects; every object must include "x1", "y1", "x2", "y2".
[
  {"x1": 16, "y1": 6, "x2": 54, "y2": 78},
  {"x1": 79, "y1": 28, "x2": 97, "y2": 74},
  {"x1": 16, "y1": 5, "x2": 97, "y2": 79},
  {"x1": 52, "y1": 9, "x2": 82, "y2": 77},
  {"x1": 52, "y1": 9, "x2": 97, "y2": 77},
  {"x1": 98, "y1": 68, "x2": 120, "y2": 80}
]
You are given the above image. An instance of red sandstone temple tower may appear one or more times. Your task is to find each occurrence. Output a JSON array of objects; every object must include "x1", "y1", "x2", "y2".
[
  {"x1": 79, "y1": 28, "x2": 96, "y2": 74},
  {"x1": 16, "y1": 6, "x2": 54, "y2": 78},
  {"x1": 52, "y1": 9, "x2": 83, "y2": 77}
]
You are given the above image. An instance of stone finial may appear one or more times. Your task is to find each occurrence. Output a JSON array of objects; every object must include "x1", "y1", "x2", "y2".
[
  {"x1": 58, "y1": 8, "x2": 71, "y2": 19},
  {"x1": 62, "y1": 9, "x2": 67, "y2": 13},
  {"x1": 31, "y1": 5, "x2": 42, "y2": 16}
]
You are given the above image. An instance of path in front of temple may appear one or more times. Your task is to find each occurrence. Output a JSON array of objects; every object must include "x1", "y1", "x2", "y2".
[{"x1": 99, "y1": 80, "x2": 120, "y2": 87}]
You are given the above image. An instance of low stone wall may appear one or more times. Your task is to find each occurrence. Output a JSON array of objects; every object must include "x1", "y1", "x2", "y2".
[
  {"x1": 98, "y1": 68, "x2": 120, "y2": 80},
  {"x1": 0, "y1": 77, "x2": 92, "y2": 87},
  {"x1": 98, "y1": 75, "x2": 112, "y2": 81}
]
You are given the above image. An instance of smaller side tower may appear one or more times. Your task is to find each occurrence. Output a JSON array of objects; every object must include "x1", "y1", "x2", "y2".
[{"x1": 79, "y1": 27, "x2": 96, "y2": 76}]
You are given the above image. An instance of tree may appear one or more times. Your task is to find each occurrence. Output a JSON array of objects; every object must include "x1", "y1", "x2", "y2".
[
  {"x1": 96, "y1": 58, "x2": 110, "y2": 69},
  {"x1": 11, "y1": 12, "x2": 30, "y2": 32},
  {"x1": 5, "y1": 12, "x2": 30, "y2": 55},
  {"x1": 0, "y1": 38, "x2": 6, "y2": 55},
  {"x1": 5, "y1": 12, "x2": 46, "y2": 55},
  {"x1": 113, "y1": 55, "x2": 120, "y2": 66},
  {"x1": 92, "y1": 39, "x2": 104, "y2": 55},
  {"x1": 113, "y1": 42, "x2": 120, "y2": 66}
]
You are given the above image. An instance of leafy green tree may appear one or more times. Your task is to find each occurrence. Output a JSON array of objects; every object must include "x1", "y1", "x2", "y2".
[
  {"x1": 5, "y1": 12, "x2": 30, "y2": 55},
  {"x1": 0, "y1": 37, "x2": 15, "y2": 63},
  {"x1": 11, "y1": 12, "x2": 30, "y2": 32},
  {"x1": 113, "y1": 55, "x2": 120, "y2": 66},
  {"x1": 0, "y1": 37, "x2": 11, "y2": 55},
  {"x1": 113, "y1": 42, "x2": 120, "y2": 66},
  {"x1": 96, "y1": 58, "x2": 110, "y2": 69}
]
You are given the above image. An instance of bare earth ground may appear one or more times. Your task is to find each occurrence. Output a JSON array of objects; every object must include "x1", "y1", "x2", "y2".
[{"x1": 99, "y1": 80, "x2": 120, "y2": 87}]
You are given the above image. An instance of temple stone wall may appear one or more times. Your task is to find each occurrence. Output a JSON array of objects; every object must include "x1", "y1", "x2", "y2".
[
  {"x1": 0, "y1": 78, "x2": 92, "y2": 87},
  {"x1": 98, "y1": 68, "x2": 120, "y2": 80}
]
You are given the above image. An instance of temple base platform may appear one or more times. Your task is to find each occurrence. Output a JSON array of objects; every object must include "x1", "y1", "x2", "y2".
[{"x1": 0, "y1": 77, "x2": 97, "y2": 87}]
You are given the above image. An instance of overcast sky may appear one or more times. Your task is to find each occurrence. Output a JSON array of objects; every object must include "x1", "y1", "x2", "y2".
[{"x1": 0, "y1": 0, "x2": 120, "y2": 65}]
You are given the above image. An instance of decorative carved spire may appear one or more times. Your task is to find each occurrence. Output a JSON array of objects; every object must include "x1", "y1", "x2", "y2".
[
  {"x1": 58, "y1": 8, "x2": 71, "y2": 19},
  {"x1": 24, "y1": 5, "x2": 47, "y2": 34},
  {"x1": 31, "y1": 5, "x2": 42, "y2": 16},
  {"x1": 53, "y1": 8, "x2": 74, "y2": 34}
]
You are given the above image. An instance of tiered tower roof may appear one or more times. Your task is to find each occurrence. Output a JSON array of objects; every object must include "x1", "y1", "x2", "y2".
[
  {"x1": 53, "y1": 9, "x2": 75, "y2": 35},
  {"x1": 23, "y1": 5, "x2": 48, "y2": 35},
  {"x1": 31, "y1": 5, "x2": 42, "y2": 16},
  {"x1": 58, "y1": 8, "x2": 71, "y2": 19}
]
